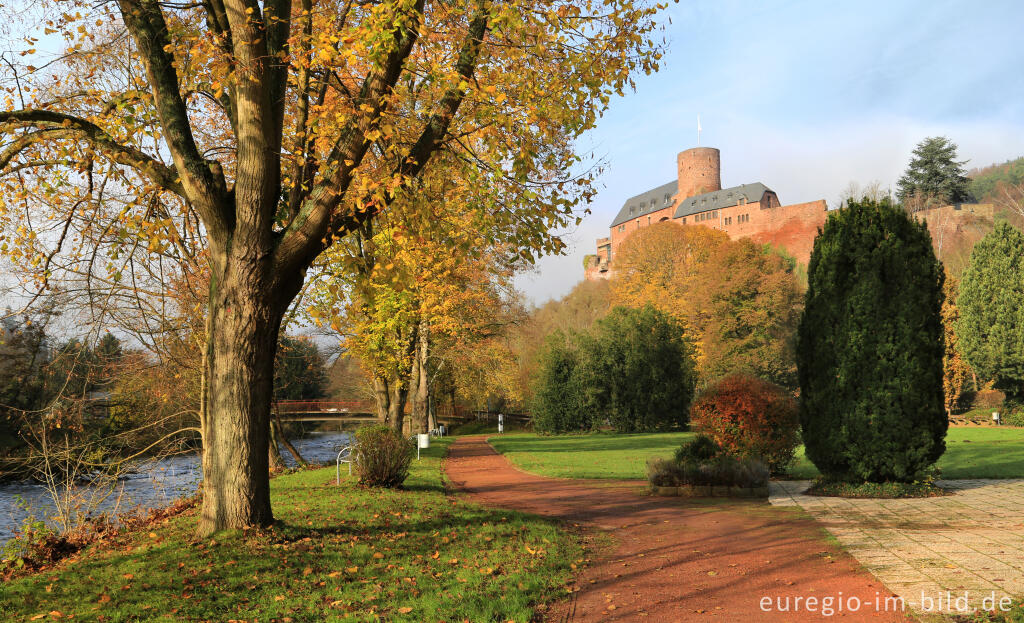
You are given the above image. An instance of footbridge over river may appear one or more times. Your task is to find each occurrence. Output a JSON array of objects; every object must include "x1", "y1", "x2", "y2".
[{"x1": 274, "y1": 400, "x2": 382, "y2": 423}]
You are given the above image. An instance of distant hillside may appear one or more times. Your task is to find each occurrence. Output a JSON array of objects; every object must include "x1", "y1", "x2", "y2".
[
  {"x1": 917, "y1": 204, "x2": 999, "y2": 277},
  {"x1": 970, "y1": 156, "x2": 1024, "y2": 203}
]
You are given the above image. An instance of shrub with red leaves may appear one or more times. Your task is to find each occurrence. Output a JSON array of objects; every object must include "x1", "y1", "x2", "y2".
[{"x1": 689, "y1": 374, "x2": 800, "y2": 473}]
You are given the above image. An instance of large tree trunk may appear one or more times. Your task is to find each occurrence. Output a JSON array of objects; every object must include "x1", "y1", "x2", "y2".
[
  {"x1": 198, "y1": 257, "x2": 290, "y2": 536},
  {"x1": 373, "y1": 374, "x2": 409, "y2": 432},
  {"x1": 373, "y1": 375, "x2": 391, "y2": 421},
  {"x1": 388, "y1": 381, "x2": 409, "y2": 433},
  {"x1": 410, "y1": 322, "x2": 429, "y2": 435}
]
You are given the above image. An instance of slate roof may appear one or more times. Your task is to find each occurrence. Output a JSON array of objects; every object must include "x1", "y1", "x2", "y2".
[
  {"x1": 610, "y1": 181, "x2": 774, "y2": 227},
  {"x1": 673, "y1": 182, "x2": 771, "y2": 219},
  {"x1": 609, "y1": 180, "x2": 679, "y2": 227}
]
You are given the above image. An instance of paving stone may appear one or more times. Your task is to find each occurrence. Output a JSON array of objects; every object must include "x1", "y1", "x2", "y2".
[{"x1": 770, "y1": 479, "x2": 1024, "y2": 613}]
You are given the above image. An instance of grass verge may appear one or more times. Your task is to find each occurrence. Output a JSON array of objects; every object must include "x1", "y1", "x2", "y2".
[
  {"x1": 785, "y1": 427, "x2": 1024, "y2": 480},
  {"x1": 489, "y1": 428, "x2": 1024, "y2": 481},
  {"x1": 0, "y1": 437, "x2": 582, "y2": 622}
]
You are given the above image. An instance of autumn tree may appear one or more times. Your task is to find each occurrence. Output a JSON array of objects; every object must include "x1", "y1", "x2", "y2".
[
  {"x1": 512, "y1": 278, "x2": 610, "y2": 403},
  {"x1": 941, "y1": 272, "x2": 972, "y2": 415},
  {"x1": 611, "y1": 222, "x2": 802, "y2": 388},
  {"x1": 0, "y1": 0, "x2": 665, "y2": 533},
  {"x1": 308, "y1": 164, "x2": 526, "y2": 433}
]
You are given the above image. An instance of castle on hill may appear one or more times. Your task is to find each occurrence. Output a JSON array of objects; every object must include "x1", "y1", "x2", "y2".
[{"x1": 584, "y1": 147, "x2": 829, "y2": 280}]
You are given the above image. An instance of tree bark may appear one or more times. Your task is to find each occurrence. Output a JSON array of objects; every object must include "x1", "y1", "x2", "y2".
[
  {"x1": 197, "y1": 254, "x2": 291, "y2": 536},
  {"x1": 410, "y1": 322, "x2": 429, "y2": 435},
  {"x1": 373, "y1": 375, "x2": 392, "y2": 421},
  {"x1": 388, "y1": 381, "x2": 409, "y2": 433},
  {"x1": 373, "y1": 374, "x2": 409, "y2": 432}
]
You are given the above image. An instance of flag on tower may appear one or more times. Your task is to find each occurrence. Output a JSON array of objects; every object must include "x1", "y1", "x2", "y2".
[{"x1": 697, "y1": 115, "x2": 702, "y2": 146}]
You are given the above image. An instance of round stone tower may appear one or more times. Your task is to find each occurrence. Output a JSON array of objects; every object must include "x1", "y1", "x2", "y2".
[{"x1": 676, "y1": 147, "x2": 722, "y2": 200}]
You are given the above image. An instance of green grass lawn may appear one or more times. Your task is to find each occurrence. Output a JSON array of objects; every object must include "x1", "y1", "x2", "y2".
[
  {"x1": 490, "y1": 428, "x2": 1024, "y2": 481},
  {"x1": 488, "y1": 432, "x2": 696, "y2": 479},
  {"x1": 0, "y1": 438, "x2": 581, "y2": 622}
]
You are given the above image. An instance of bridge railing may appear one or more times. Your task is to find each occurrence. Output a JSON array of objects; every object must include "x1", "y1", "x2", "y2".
[{"x1": 275, "y1": 400, "x2": 377, "y2": 413}]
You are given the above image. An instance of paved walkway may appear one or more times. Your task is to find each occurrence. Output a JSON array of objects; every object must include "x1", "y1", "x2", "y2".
[
  {"x1": 771, "y1": 479, "x2": 1024, "y2": 615},
  {"x1": 446, "y1": 436, "x2": 911, "y2": 622}
]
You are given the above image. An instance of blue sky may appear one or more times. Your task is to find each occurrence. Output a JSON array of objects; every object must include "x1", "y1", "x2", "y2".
[{"x1": 516, "y1": 0, "x2": 1024, "y2": 304}]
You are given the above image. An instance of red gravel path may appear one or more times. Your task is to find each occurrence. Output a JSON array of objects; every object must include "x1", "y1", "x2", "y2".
[{"x1": 445, "y1": 436, "x2": 914, "y2": 622}]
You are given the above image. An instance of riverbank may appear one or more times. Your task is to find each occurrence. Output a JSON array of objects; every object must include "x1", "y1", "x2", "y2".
[
  {"x1": 0, "y1": 437, "x2": 582, "y2": 622},
  {"x1": 0, "y1": 430, "x2": 352, "y2": 545}
]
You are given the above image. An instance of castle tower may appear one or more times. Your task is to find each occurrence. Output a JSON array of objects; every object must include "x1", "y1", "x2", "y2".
[{"x1": 676, "y1": 147, "x2": 721, "y2": 200}]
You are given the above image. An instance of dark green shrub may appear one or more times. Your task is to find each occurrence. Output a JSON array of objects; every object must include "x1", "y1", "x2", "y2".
[
  {"x1": 584, "y1": 305, "x2": 697, "y2": 432},
  {"x1": 1003, "y1": 409, "x2": 1024, "y2": 428},
  {"x1": 674, "y1": 434, "x2": 722, "y2": 464},
  {"x1": 530, "y1": 331, "x2": 593, "y2": 433},
  {"x1": 352, "y1": 425, "x2": 413, "y2": 488},
  {"x1": 798, "y1": 199, "x2": 947, "y2": 482}
]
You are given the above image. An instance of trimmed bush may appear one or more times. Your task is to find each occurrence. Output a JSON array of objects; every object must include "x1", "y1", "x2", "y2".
[
  {"x1": 673, "y1": 433, "x2": 722, "y2": 464},
  {"x1": 688, "y1": 374, "x2": 799, "y2": 472},
  {"x1": 798, "y1": 199, "x2": 947, "y2": 482},
  {"x1": 646, "y1": 455, "x2": 767, "y2": 488},
  {"x1": 352, "y1": 425, "x2": 413, "y2": 488}
]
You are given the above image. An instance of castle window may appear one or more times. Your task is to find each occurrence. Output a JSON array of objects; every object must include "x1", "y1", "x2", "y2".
[
  {"x1": 712, "y1": 210, "x2": 718, "y2": 218},
  {"x1": 629, "y1": 206, "x2": 635, "y2": 215},
  {"x1": 681, "y1": 217, "x2": 686, "y2": 223},
  {"x1": 664, "y1": 194, "x2": 672, "y2": 204}
]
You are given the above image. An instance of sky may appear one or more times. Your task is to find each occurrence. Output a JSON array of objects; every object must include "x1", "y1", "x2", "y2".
[{"x1": 515, "y1": 0, "x2": 1024, "y2": 305}]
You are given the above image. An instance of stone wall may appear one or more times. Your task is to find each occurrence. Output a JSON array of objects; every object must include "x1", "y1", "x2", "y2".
[{"x1": 748, "y1": 200, "x2": 829, "y2": 266}]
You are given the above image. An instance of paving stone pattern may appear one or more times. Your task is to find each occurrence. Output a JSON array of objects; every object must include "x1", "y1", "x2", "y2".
[{"x1": 771, "y1": 479, "x2": 1024, "y2": 614}]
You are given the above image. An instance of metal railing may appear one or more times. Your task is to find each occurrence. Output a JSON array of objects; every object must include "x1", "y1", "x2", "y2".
[{"x1": 335, "y1": 444, "x2": 354, "y2": 485}]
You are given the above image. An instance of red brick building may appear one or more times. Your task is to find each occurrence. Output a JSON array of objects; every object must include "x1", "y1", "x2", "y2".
[{"x1": 585, "y1": 147, "x2": 829, "y2": 280}]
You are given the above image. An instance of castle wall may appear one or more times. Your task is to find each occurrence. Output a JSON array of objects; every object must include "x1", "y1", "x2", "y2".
[
  {"x1": 747, "y1": 200, "x2": 829, "y2": 265},
  {"x1": 608, "y1": 204, "x2": 677, "y2": 260}
]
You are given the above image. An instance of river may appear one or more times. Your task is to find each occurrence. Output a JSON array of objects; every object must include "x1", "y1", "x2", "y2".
[{"x1": 0, "y1": 431, "x2": 351, "y2": 547}]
